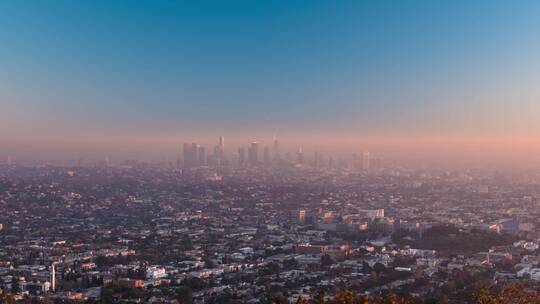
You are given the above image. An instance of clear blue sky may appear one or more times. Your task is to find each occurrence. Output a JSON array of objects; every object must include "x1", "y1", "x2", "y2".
[{"x1": 1, "y1": 1, "x2": 540, "y2": 160}]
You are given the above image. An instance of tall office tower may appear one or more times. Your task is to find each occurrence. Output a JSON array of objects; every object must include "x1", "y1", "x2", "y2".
[
  {"x1": 219, "y1": 136, "x2": 225, "y2": 155},
  {"x1": 248, "y1": 142, "x2": 259, "y2": 165},
  {"x1": 191, "y1": 143, "x2": 199, "y2": 166},
  {"x1": 297, "y1": 146, "x2": 304, "y2": 165},
  {"x1": 362, "y1": 151, "x2": 371, "y2": 171},
  {"x1": 314, "y1": 152, "x2": 320, "y2": 169},
  {"x1": 214, "y1": 136, "x2": 225, "y2": 160},
  {"x1": 238, "y1": 147, "x2": 246, "y2": 167},
  {"x1": 50, "y1": 262, "x2": 56, "y2": 292},
  {"x1": 183, "y1": 143, "x2": 199, "y2": 168},
  {"x1": 6, "y1": 156, "x2": 12, "y2": 166},
  {"x1": 263, "y1": 146, "x2": 271, "y2": 165},
  {"x1": 272, "y1": 134, "x2": 280, "y2": 160},
  {"x1": 198, "y1": 146, "x2": 206, "y2": 166}
]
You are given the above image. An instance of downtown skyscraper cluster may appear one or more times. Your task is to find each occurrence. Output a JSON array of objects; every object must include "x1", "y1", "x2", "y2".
[{"x1": 182, "y1": 136, "x2": 377, "y2": 172}]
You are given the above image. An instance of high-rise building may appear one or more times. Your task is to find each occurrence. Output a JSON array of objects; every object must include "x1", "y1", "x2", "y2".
[
  {"x1": 297, "y1": 146, "x2": 304, "y2": 164},
  {"x1": 219, "y1": 136, "x2": 225, "y2": 154},
  {"x1": 198, "y1": 146, "x2": 206, "y2": 166},
  {"x1": 238, "y1": 147, "x2": 246, "y2": 166},
  {"x1": 248, "y1": 142, "x2": 259, "y2": 165},
  {"x1": 191, "y1": 143, "x2": 199, "y2": 167},
  {"x1": 362, "y1": 151, "x2": 370, "y2": 171},
  {"x1": 272, "y1": 134, "x2": 280, "y2": 160},
  {"x1": 263, "y1": 146, "x2": 271, "y2": 165},
  {"x1": 213, "y1": 136, "x2": 225, "y2": 160},
  {"x1": 183, "y1": 143, "x2": 199, "y2": 168}
]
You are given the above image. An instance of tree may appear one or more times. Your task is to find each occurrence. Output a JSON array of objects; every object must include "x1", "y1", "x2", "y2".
[
  {"x1": 333, "y1": 290, "x2": 356, "y2": 304},
  {"x1": 0, "y1": 292, "x2": 17, "y2": 304},
  {"x1": 10, "y1": 277, "x2": 19, "y2": 293},
  {"x1": 182, "y1": 277, "x2": 206, "y2": 291},
  {"x1": 295, "y1": 296, "x2": 308, "y2": 304},
  {"x1": 474, "y1": 284, "x2": 540, "y2": 304},
  {"x1": 321, "y1": 254, "x2": 334, "y2": 267},
  {"x1": 362, "y1": 261, "x2": 373, "y2": 274},
  {"x1": 272, "y1": 293, "x2": 286, "y2": 304},
  {"x1": 283, "y1": 258, "x2": 299, "y2": 269},
  {"x1": 373, "y1": 262, "x2": 386, "y2": 274},
  {"x1": 313, "y1": 289, "x2": 325, "y2": 304},
  {"x1": 203, "y1": 255, "x2": 215, "y2": 269},
  {"x1": 99, "y1": 286, "x2": 115, "y2": 303},
  {"x1": 175, "y1": 286, "x2": 193, "y2": 304}
]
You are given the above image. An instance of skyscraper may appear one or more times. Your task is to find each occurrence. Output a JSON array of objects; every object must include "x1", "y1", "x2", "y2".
[
  {"x1": 238, "y1": 147, "x2": 246, "y2": 167},
  {"x1": 191, "y1": 143, "x2": 199, "y2": 167},
  {"x1": 297, "y1": 146, "x2": 304, "y2": 165},
  {"x1": 219, "y1": 136, "x2": 225, "y2": 155},
  {"x1": 272, "y1": 134, "x2": 280, "y2": 160},
  {"x1": 198, "y1": 146, "x2": 206, "y2": 166},
  {"x1": 362, "y1": 151, "x2": 370, "y2": 171},
  {"x1": 183, "y1": 143, "x2": 199, "y2": 168},
  {"x1": 214, "y1": 136, "x2": 225, "y2": 160},
  {"x1": 248, "y1": 142, "x2": 259, "y2": 165}
]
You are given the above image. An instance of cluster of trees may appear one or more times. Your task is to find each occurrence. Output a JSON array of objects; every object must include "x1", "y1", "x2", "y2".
[
  {"x1": 393, "y1": 225, "x2": 518, "y2": 255},
  {"x1": 0, "y1": 292, "x2": 16, "y2": 304},
  {"x1": 99, "y1": 285, "x2": 144, "y2": 303},
  {"x1": 3, "y1": 283, "x2": 540, "y2": 304},
  {"x1": 94, "y1": 254, "x2": 136, "y2": 268},
  {"x1": 474, "y1": 284, "x2": 540, "y2": 304},
  {"x1": 271, "y1": 290, "x2": 415, "y2": 304},
  {"x1": 269, "y1": 283, "x2": 540, "y2": 304}
]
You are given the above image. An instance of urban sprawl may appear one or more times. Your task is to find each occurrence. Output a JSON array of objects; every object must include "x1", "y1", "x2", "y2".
[{"x1": 1, "y1": 137, "x2": 540, "y2": 303}]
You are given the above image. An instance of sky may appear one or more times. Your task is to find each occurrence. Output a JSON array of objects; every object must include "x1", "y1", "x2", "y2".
[{"x1": 1, "y1": 0, "x2": 540, "y2": 165}]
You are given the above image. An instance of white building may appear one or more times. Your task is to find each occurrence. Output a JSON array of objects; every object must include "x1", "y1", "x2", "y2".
[{"x1": 146, "y1": 266, "x2": 166, "y2": 280}]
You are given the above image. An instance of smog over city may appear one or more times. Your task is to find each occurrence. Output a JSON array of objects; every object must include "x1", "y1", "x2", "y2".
[{"x1": 2, "y1": 1, "x2": 540, "y2": 303}]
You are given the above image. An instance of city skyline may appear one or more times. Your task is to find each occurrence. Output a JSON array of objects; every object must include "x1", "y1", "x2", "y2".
[
  {"x1": 4, "y1": 2, "x2": 540, "y2": 302},
  {"x1": 2, "y1": 132, "x2": 540, "y2": 168},
  {"x1": 2, "y1": 1, "x2": 540, "y2": 166}
]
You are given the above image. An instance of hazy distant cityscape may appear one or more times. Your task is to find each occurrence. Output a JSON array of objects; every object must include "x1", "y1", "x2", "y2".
[
  {"x1": 4, "y1": 0, "x2": 540, "y2": 303},
  {"x1": 2, "y1": 136, "x2": 540, "y2": 303}
]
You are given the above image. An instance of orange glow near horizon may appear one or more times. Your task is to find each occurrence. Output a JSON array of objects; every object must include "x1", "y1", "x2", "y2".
[{"x1": 1, "y1": 131, "x2": 540, "y2": 168}]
